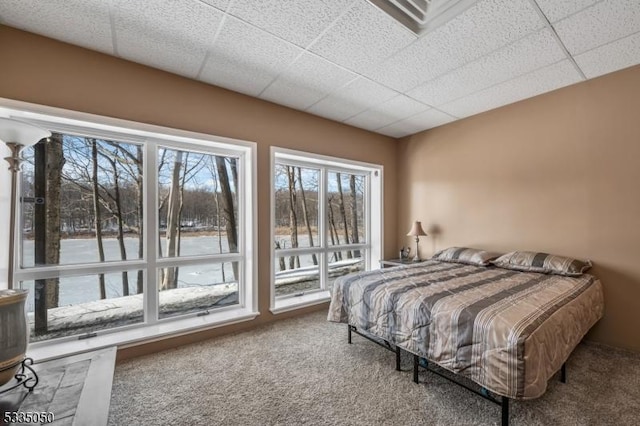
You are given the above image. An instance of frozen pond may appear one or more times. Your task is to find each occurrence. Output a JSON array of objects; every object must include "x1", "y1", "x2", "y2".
[{"x1": 19, "y1": 235, "x2": 363, "y2": 311}]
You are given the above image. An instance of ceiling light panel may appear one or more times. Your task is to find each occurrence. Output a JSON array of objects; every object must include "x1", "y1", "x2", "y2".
[
  {"x1": 534, "y1": 0, "x2": 600, "y2": 23},
  {"x1": 307, "y1": 77, "x2": 398, "y2": 122},
  {"x1": 199, "y1": 16, "x2": 303, "y2": 97},
  {"x1": 345, "y1": 94, "x2": 430, "y2": 130},
  {"x1": 575, "y1": 31, "x2": 640, "y2": 79},
  {"x1": 553, "y1": 0, "x2": 640, "y2": 55},
  {"x1": 309, "y1": 0, "x2": 416, "y2": 75},
  {"x1": 113, "y1": 0, "x2": 224, "y2": 78},
  {"x1": 366, "y1": 0, "x2": 546, "y2": 92},
  {"x1": 260, "y1": 53, "x2": 357, "y2": 110},
  {"x1": 0, "y1": 0, "x2": 114, "y2": 54},
  {"x1": 408, "y1": 28, "x2": 565, "y2": 106},
  {"x1": 228, "y1": 0, "x2": 353, "y2": 48},
  {"x1": 439, "y1": 60, "x2": 582, "y2": 118}
]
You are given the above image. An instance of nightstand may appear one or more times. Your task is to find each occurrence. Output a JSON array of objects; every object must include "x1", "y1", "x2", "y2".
[{"x1": 379, "y1": 258, "x2": 427, "y2": 268}]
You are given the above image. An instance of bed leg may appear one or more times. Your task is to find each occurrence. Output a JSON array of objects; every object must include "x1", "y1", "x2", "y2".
[
  {"x1": 561, "y1": 363, "x2": 567, "y2": 383},
  {"x1": 395, "y1": 347, "x2": 401, "y2": 371},
  {"x1": 413, "y1": 355, "x2": 419, "y2": 384},
  {"x1": 501, "y1": 397, "x2": 509, "y2": 426},
  {"x1": 348, "y1": 325, "x2": 352, "y2": 344}
]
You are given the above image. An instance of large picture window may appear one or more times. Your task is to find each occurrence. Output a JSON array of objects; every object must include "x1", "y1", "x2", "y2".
[
  {"x1": 270, "y1": 148, "x2": 383, "y2": 313},
  {"x1": 6, "y1": 108, "x2": 256, "y2": 346}
]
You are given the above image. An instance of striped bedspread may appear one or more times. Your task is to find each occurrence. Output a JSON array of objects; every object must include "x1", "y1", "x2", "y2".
[{"x1": 328, "y1": 260, "x2": 604, "y2": 399}]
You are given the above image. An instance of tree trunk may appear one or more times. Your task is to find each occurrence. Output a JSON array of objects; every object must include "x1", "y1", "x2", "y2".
[
  {"x1": 91, "y1": 139, "x2": 107, "y2": 299},
  {"x1": 336, "y1": 173, "x2": 351, "y2": 259},
  {"x1": 349, "y1": 175, "x2": 360, "y2": 258},
  {"x1": 34, "y1": 142, "x2": 47, "y2": 334},
  {"x1": 296, "y1": 167, "x2": 317, "y2": 265},
  {"x1": 162, "y1": 150, "x2": 183, "y2": 290},
  {"x1": 286, "y1": 166, "x2": 299, "y2": 269},
  {"x1": 211, "y1": 164, "x2": 226, "y2": 281},
  {"x1": 111, "y1": 157, "x2": 129, "y2": 296},
  {"x1": 216, "y1": 157, "x2": 238, "y2": 280},
  {"x1": 328, "y1": 195, "x2": 341, "y2": 261},
  {"x1": 45, "y1": 133, "x2": 64, "y2": 309}
]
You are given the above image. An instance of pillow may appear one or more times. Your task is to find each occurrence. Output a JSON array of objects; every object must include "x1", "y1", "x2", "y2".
[
  {"x1": 432, "y1": 247, "x2": 502, "y2": 266},
  {"x1": 491, "y1": 251, "x2": 592, "y2": 276}
]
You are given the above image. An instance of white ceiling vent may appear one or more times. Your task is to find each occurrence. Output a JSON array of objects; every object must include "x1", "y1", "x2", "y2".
[{"x1": 369, "y1": 0, "x2": 477, "y2": 35}]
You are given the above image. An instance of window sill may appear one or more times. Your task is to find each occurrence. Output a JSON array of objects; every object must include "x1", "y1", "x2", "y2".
[
  {"x1": 270, "y1": 291, "x2": 330, "y2": 315},
  {"x1": 27, "y1": 307, "x2": 260, "y2": 362}
]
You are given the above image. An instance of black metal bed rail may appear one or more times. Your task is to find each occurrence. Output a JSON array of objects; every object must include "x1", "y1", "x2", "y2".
[
  {"x1": 347, "y1": 324, "x2": 568, "y2": 426},
  {"x1": 348, "y1": 325, "x2": 402, "y2": 371}
]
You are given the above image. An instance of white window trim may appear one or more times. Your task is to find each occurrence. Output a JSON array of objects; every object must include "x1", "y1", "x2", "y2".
[
  {"x1": 270, "y1": 147, "x2": 383, "y2": 314},
  {"x1": 0, "y1": 97, "x2": 258, "y2": 359}
]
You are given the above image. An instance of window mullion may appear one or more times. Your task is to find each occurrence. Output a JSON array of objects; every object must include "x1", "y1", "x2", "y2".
[
  {"x1": 145, "y1": 141, "x2": 158, "y2": 325},
  {"x1": 320, "y1": 167, "x2": 328, "y2": 290}
]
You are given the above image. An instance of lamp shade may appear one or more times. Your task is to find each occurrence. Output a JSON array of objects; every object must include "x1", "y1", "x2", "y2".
[
  {"x1": 0, "y1": 117, "x2": 51, "y2": 147},
  {"x1": 406, "y1": 220, "x2": 427, "y2": 237}
]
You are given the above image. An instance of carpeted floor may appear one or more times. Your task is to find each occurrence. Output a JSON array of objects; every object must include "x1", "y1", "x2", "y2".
[{"x1": 108, "y1": 311, "x2": 640, "y2": 425}]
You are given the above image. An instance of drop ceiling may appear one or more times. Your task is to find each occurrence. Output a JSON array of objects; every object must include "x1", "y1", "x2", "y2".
[{"x1": 1, "y1": 0, "x2": 639, "y2": 138}]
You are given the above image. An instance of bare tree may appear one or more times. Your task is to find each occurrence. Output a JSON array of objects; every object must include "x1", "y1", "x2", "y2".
[
  {"x1": 328, "y1": 194, "x2": 341, "y2": 262},
  {"x1": 336, "y1": 173, "x2": 351, "y2": 259},
  {"x1": 296, "y1": 167, "x2": 317, "y2": 265},
  {"x1": 216, "y1": 156, "x2": 238, "y2": 280},
  {"x1": 90, "y1": 138, "x2": 107, "y2": 299},
  {"x1": 45, "y1": 133, "x2": 64, "y2": 308},
  {"x1": 162, "y1": 150, "x2": 183, "y2": 290},
  {"x1": 286, "y1": 166, "x2": 300, "y2": 269}
]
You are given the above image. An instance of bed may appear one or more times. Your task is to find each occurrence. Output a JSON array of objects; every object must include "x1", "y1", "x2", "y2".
[{"x1": 328, "y1": 258, "x2": 604, "y2": 422}]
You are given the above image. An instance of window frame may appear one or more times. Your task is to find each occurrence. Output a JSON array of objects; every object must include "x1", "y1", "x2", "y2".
[
  {"x1": 0, "y1": 98, "x2": 258, "y2": 356},
  {"x1": 270, "y1": 147, "x2": 383, "y2": 314}
]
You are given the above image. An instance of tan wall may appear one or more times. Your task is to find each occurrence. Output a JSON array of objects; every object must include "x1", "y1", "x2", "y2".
[
  {"x1": 0, "y1": 26, "x2": 398, "y2": 359},
  {"x1": 398, "y1": 64, "x2": 640, "y2": 352}
]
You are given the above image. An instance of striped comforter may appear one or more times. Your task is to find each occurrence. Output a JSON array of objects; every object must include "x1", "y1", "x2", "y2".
[{"x1": 328, "y1": 260, "x2": 604, "y2": 399}]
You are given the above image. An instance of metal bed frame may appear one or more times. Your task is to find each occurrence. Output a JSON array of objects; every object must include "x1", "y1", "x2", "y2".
[{"x1": 348, "y1": 325, "x2": 567, "y2": 426}]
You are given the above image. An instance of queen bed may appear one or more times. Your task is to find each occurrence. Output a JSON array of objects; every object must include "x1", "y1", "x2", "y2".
[{"x1": 328, "y1": 248, "x2": 604, "y2": 424}]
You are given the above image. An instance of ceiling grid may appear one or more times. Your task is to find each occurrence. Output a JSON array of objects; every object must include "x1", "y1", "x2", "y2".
[{"x1": 1, "y1": 0, "x2": 638, "y2": 137}]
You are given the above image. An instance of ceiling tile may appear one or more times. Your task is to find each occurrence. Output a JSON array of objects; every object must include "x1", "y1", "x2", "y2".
[
  {"x1": 439, "y1": 60, "x2": 583, "y2": 118},
  {"x1": 0, "y1": 0, "x2": 113, "y2": 54},
  {"x1": 408, "y1": 28, "x2": 565, "y2": 106},
  {"x1": 199, "y1": 16, "x2": 303, "y2": 97},
  {"x1": 113, "y1": 0, "x2": 224, "y2": 78},
  {"x1": 366, "y1": 0, "x2": 546, "y2": 92},
  {"x1": 377, "y1": 109, "x2": 456, "y2": 137},
  {"x1": 307, "y1": 77, "x2": 397, "y2": 121},
  {"x1": 535, "y1": 0, "x2": 600, "y2": 23},
  {"x1": 553, "y1": 0, "x2": 640, "y2": 54},
  {"x1": 575, "y1": 31, "x2": 640, "y2": 78},
  {"x1": 228, "y1": 0, "x2": 353, "y2": 48},
  {"x1": 309, "y1": 0, "x2": 416, "y2": 75},
  {"x1": 260, "y1": 53, "x2": 357, "y2": 110},
  {"x1": 345, "y1": 95, "x2": 430, "y2": 130}
]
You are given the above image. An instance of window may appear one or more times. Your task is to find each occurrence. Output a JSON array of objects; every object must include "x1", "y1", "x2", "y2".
[
  {"x1": 271, "y1": 148, "x2": 383, "y2": 313},
  {"x1": 5, "y1": 105, "x2": 256, "y2": 346}
]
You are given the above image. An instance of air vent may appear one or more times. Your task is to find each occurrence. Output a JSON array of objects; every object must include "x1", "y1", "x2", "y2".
[{"x1": 369, "y1": 0, "x2": 477, "y2": 35}]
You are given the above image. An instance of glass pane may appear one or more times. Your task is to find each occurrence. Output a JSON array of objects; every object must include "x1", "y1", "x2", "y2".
[
  {"x1": 274, "y1": 164, "x2": 319, "y2": 250},
  {"x1": 20, "y1": 270, "x2": 144, "y2": 342},
  {"x1": 158, "y1": 263, "x2": 238, "y2": 319},
  {"x1": 158, "y1": 148, "x2": 239, "y2": 257},
  {"x1": 327, "y1": 172, "x2": 366, "y2": 247},
  {"x1": 327, "y1": 250, "x2": 366, "y2": 290},
  {"x1": 21, "y1": 133, "x2": 144, "y2": 267},
  {"x1": 275, "y1": 254, "x2": 321, "y2": 297}
]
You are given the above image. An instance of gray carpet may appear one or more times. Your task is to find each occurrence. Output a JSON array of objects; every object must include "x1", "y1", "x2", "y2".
[{"x1": 109, "y1": 311, "x2": 640, "y2": 425}]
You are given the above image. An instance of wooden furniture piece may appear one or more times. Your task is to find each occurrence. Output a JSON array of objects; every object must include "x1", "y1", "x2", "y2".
[{"x1": 0, "y1": 347, "x2": 116, "y2": 426}]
